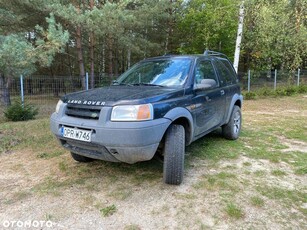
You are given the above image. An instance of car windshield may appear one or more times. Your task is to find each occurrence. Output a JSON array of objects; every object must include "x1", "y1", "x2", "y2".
[{"x1": 115, "y1": 58, "x2": 192, "y2": 87}]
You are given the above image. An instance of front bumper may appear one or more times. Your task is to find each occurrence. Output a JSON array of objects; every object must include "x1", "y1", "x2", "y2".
[{"x1": 50, "y1": 106, "x2": 171, "y2": 164}]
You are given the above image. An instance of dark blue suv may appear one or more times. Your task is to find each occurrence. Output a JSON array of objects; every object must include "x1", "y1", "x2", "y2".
[{"x1": 50, "y1": 50, "x2": 243, "y2": 185}]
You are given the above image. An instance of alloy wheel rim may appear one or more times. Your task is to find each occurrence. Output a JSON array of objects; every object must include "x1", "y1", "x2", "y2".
[{"x1": 233, "y1": 111, "x2": 241, "y2": 134}]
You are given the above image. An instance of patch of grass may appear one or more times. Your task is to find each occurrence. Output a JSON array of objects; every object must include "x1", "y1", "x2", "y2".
[
  {"x1": 0, "y1": 129, "x2": 21, "y2": 153},
  {"x1": 37, "y1": 150, "x2": 64, "y2": 159},
  {"x1": 241, "y1": 129, "x2": 289, "y2": 163},
  {"x1": 82, "y1": 195, "x2": 96, "y2": 207},
  {"x1": 271, "y1": 169, "x2": 287, "y2": 176},
  {"x1": 58, "y1": 161, "x2": 68, "y2": 172},
  {"x1": 215, "y1": 172, "x2": 237, "y2": 180},
  {"x1": 5, "y1": 191, "x2": 32, "y2": 204},
  {"x1": 32, "y1": 176, "x2": 78, "y2": 196},
  {"x1": 243, "y1": 161, "x2": 252, "y2": 166},
  {"x1": 100, "y1": 204, "x2": 117, "y2": 217},
  {"x1": 250, "y1": 196, "x2": 265, "y2": 207},
  {"x1": 254, "y1": 170, "x2": 266, "y2": 177},
  {"x1": 295, "y1": 167, "x2": 307, "y2": 175},
  {"x1": 186, "y1": 130, "x2": 245, "y2": 162},
  {"x1": 124, "y1": 225, "x2": 141, "y2": 230},
  {"x1": 0, "y1": 119, "x2": 62, "y2": 154},
  {"x1": 45, "y1": 213, "x2": 54, "y2": 221},
  {"x1": 194, "y1": 172, "x2": 239, "y2": 193},
  {"x1": 176, "y1": 193, "x2": 197, "y2": 200},
  {"x1": 256, "y1": 186, "x2": 306, "y2": 206},
  {"x1": 225, "y1": 202, "x2": 244, "y2": 219},
  {"x1": 108, "y1": 187, "x2": 133, "y2": 200}
]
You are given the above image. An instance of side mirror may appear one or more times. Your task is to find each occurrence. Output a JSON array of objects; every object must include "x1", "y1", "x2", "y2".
[
  {"x1": 194, "y1": 83, "x2": 212, "y2": 90},
  {"x1": 194, "y1": 79, "x2": 217, "y2": 90}
]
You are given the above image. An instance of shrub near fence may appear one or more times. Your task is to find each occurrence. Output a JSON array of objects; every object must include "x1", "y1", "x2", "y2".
[
  {"x1": 0, "y1": 75, "x2": 83, "y2": 119},
  {"x1": 0, "y1": 70, "x2": 306, "y2": 120}
]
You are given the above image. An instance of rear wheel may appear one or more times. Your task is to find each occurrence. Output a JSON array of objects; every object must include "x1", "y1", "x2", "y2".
[
  {"x1": 70, "y1": 152, "x2": 94, "y2": 162},
  {"x1": 222, "y1": 105, "x2": 242, "y2": 140},
  {"x1": 163, "y1": 124, "x2": 185, "y2": 185}
]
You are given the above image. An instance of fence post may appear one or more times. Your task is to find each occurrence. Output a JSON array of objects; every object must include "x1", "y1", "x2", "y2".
[
  {"x1": 247, "y1": 69, "x2": 251, "y2": 92},
  {"x1": 297, "y1": 68, "x2": 300, "y2": 87},
  {"x1": 85, "y1": 72, "x2": 89, "y2": 90},
  {"x1": 20, "y1": 75, "x2": 24, "y2": 108},
  {"x1": 274, "y1": 69, "x2": 277, "y2": 90}
]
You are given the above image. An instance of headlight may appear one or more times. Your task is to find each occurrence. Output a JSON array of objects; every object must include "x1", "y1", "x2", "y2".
[
  {"x1": 111, "y1": 104, "x2": 153, "y2": 121},
  {"x1": 55, "y1": 100, "x2": 63, "y2": 114}
]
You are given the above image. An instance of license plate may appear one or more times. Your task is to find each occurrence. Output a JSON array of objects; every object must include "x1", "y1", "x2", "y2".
[{"x1": 61, "y1": 126, "x2": 92, "y2": 142}]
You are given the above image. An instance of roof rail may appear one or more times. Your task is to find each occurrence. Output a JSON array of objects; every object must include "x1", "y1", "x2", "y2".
[
  {"x1": 203, "y1": 49, "x2": 234, "y2": 65},
  {"x1": 203, "y1": 50, "x2": 228, "y2": 59}
]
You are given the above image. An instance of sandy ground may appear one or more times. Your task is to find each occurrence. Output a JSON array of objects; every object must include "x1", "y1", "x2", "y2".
[{"x1": 0, "y1": 97, "x2": 306, "y2": 230}]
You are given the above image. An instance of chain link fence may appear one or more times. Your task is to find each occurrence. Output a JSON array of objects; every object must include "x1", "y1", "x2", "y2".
[
  {"x1": 1, "y1": 70, "x2": 306, "y2": 120},
  {"x1": 238, "y1": 69, "x2": 307, "y2": 91}
]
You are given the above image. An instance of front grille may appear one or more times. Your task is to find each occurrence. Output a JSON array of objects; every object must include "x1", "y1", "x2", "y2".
[{"x1": 65, "y1": 105, "x2": 101, "y2": 120}]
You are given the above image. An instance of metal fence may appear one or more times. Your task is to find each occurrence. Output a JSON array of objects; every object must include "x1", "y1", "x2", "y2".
[
  {"x1": 0, "y1": 69, "x2": 306, "y2": 119},
  {"x1": 238, "y1": 69, "x2": 307, "y2": 92}
]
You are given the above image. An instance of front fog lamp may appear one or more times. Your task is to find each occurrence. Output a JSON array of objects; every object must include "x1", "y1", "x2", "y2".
[
  {"x1": 55, "y1": 100, "x2": 63, "y2": 114},
  {"x1": 111, "y1": 104, "x2": 153, "y2": 121}
]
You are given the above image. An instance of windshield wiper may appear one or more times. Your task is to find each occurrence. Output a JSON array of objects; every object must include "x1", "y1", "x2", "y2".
[
  {"x1": 132, "y1": 83, "x2": 165, "y2": 87},
  {"x1": 112, "y1": 81, "x2": 133, "y2": 86}
]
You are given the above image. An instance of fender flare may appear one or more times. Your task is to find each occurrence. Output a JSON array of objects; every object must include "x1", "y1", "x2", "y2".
[
  {"x1": 164, "y1": 107, "x2": 194, "y2": 145},
  {"x1": 225, "y1": 94, "x2": 243, "y2": 124}
]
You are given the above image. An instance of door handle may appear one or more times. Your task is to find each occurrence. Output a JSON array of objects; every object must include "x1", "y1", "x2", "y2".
[
  {"x1": 220, "y1": 90, "x2": 225, "y2": 96},
  {"x1": 205, "y1": 96, "x2": 211, "y2": 102}
]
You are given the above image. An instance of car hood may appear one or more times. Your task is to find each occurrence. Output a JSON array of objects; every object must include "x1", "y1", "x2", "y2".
[{"x1": 62, "y1": 86, "x2": 184, "y2": 106}]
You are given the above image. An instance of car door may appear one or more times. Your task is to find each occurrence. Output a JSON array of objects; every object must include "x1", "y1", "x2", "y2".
[
  {"x1": 213, "y1": 58, "x2": 240, "y2": 119},
  {"x1": 191, "y1": 59, "x2": 226, "y2": 137}
]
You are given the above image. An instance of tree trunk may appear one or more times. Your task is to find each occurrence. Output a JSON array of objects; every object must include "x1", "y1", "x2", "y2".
[
  {"x1": 0, "y1": 73, "x2": 11, "y2": 107},
  {"x1": 76, "y1": 4, "x2": 86, "y2": 90},
  {"x1": 233, "y1": 2, "x2": 245, "y2": 73},
  {"x1": 108, "y1": 36, "x2": 113, "y2": 82},
  {"x1": 66, "y1": 43, "x2": 76, "y2": 91},
  {"x1": 89, "y1": 0, "x2": 95, "y2": 89},
  {"x1": 127, "y1": 48, "x2": 131, "y2": 69},
  {"x1": 50, "y1": 67, "x2": 59, "y2": 97},
  {"x1": 165, "y1": 0, "x2": 174, "y2": 53},
  {"x1": 114, "y1": 44, "x2": 118, "y2": 77}
]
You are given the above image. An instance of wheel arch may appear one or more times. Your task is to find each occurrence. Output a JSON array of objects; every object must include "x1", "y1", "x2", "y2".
[
  {"x1": 225, "y1": 94, "x2": 243, "y2": 124},
  {"x1": 164, "y1": 107, "x2": 194, "y2": 145}
]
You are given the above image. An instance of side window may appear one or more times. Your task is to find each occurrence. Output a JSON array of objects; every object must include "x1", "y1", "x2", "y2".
[
  {"x1": 215, "y1": 59, "x2": 237, "y2": 85},
  {"x1": 194, "y1": 60, "x2": 219, "y2": 89}
]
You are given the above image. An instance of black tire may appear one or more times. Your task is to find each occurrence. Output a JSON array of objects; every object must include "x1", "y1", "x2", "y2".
[
  {"x1": 163, "y1": 124, "x2": 185, "y2": 185},
  {"x1": 70, "y1": 152, "x2": 94, "y2": 162},
  {"x1": 222, "y1": 105, "x2": 242, "y2": 140}
]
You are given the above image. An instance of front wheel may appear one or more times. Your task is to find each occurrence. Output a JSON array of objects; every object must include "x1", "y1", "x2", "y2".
[
  {"x1": 222, "y1": 105, "x2": 242, "y2": 140},
  {"x1": 163, "y1": 124, "x2": 185, "y2": 185},
  {"x1": 70, "y1": 152, "x2": 94, "y2": 162}
]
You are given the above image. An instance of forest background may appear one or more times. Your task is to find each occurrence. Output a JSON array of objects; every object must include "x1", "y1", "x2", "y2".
[{"x1": 0, "y1": 0, "x2": 306, "y2": 105}]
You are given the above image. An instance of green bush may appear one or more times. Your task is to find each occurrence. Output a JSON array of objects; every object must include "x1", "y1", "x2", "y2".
[
  {"x1": 274, "y1": 86, "x2": 298, "y2": 96},
  {"x1": 243, "y1": 91, "x2": 257, "y2": 100},
  {"x1": 298, "y1": 85, "x2": 307, "y2": 93},
  {"x1": 4, "y1": 101, "x2": 38, "y2": 121},
  {"x1": 243, "y1": 85, "x2": 307, "y2": 100},
  {"x1": 257, "y1": 87, "x2": 275, "y2": 97}
]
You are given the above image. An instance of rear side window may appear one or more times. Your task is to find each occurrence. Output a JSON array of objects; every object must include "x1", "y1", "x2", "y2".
[{"x1": 215, "y1": 59, "x2": 238, "y2": 85}]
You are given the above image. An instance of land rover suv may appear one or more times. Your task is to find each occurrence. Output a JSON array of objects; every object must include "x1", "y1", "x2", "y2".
[{"x1": 50, "y1": 50, "x2": 243, "y2": 185}]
